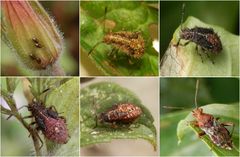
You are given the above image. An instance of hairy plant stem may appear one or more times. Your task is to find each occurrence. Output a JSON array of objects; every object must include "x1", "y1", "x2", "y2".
[{"x1": 1, "y1": 90, "x2": 42, "y2": 156}]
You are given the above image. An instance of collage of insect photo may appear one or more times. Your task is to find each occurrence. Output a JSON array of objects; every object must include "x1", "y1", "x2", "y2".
[{"x1": 0, "y1": 0, "x2": 239, "y2": 157}]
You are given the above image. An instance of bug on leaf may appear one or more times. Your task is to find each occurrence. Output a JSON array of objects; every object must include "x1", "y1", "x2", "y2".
[
  {"x1": 26, "y1": 100, "x2": 69, "y2": 146},
  {"x1": 175, "y1": 4, "x2": 222, "y2": 64},
  {"x1": 99, "y1": 103, "x2": 142, "y2": 124},
  {"x1": 191, "y1": 80, "x2": 234, "y2": 150},
  {"x1": 163, "y1": 80, "x2": 234, "y2": 150},
  {"x1": 88, "y1": 7, "x2": 145, "y2": 59},
  {"x1": 93, "y1": 102, "x2": 142, "y2": 129}
]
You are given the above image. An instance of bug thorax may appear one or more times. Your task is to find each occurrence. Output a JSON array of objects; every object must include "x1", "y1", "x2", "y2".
[{"x1": 192, "y1": 107, "x2": 214, "y2": 127}]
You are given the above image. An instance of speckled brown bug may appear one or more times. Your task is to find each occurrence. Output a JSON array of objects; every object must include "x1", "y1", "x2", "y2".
[
  {"x1": 191, "y1": 80, "x2": 234, "y2": 150},
  {"x1": 163, "y1": 80, "x2": 234, "y2": 150},
  {"x1": 175, "y1": 4, "x2": 222, "y2": 64},
  {"x1": 88, "y1": 7, "x2": 145, "y2": 59},
  {"x1": 26, "y1": 99, "x2": 69, "y2": 146},
  {"x1": 99, "y1": 103, "x2": 142, "y2": 124},
  {"x1": 92, "y1": 101, "x2": 142, "y2": 129}
]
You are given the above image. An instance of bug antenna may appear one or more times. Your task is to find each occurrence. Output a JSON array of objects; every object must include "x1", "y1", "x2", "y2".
[
  {"x1": 88, "y1": 42, "x2": 102, "y2": 55},
  {"x1": 103, "y1": 6, "x2": 108, "y2": 33},
  {"x1": 194, "y1": 79, "x2": 200, "y2": 108},
  {"x1": 180, "y1": 3, "x2": 186, "y2": 31}
]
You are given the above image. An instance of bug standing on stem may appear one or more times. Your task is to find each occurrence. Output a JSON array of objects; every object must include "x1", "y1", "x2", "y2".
[
  {"x1": 88, "y1": 7, "x2": 145, "y2": 59},
  {"x1": 191, "y1": 80, "x2": 234, "y2": 150},
  {"x1": 175, "y1": 4, "x2": 222, "y2": 64},
  {"x1": 26, "y1": 99, "x2": 69, "y2": 146}
]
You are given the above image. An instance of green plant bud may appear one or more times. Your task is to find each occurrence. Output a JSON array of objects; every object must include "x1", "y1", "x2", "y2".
[{"x1": 2, "y1": 0, "x2": 63, "y2": 70}]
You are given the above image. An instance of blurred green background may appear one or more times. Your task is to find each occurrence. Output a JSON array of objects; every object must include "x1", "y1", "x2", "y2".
[
  {"x1": 1, "y1": 1, "x2": 79, "y2": 76},
  {"x1": 161, "y1": 78, "x2": 239, "y2": 114},
  {"x1": 160, "y1": 78, "x2": 239, "y2": 156},
  {"x1": 160, "y1": 1, "x2": 239, "y2": 58}
]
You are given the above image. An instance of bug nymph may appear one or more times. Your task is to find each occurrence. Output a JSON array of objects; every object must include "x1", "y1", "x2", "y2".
[
  {"x1": 99, "y1": 103, "x2": 142, "y2": 124},
  {"x1": 28, "y1": 100, "x2": 69, "y2": 144},
  {"x1": 32, "y1": 37, "x2": 43, "y2": 48},
  {"x1": 176, "y1": 4, "x2": 222, "y2": 63},
  {"x1": 88, "y1": 7, "x2": 145, "y2": 59}
]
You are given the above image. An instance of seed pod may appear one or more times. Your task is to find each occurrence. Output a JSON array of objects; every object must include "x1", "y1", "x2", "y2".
[{"x1": 1, "y1": 0, "x2": 63, "y2": 70}]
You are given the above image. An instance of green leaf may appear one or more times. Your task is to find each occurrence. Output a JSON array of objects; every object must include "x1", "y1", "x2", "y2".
[
  {"x1": 160, "y1": 16, "x2": 239, "y2": 76},
  {"x1": 80, "y1": 82, "x2": 157, "y2": 150},
  {"x1": 29, "y1": 78, "x2": 79, "y2": 156},
  {"x1": 177, "y1": 104, "x2": 239, "y2": 156},
  {"x1": 80, "y1": 1, "x2": 158, "y2": 76}
]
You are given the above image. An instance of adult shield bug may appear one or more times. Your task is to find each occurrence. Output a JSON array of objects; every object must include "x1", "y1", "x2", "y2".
[
  {"x1": 175, "y1": 4, "x2": 222, "y2": 64},
  {"x1": 27, "y1": 100, "x2": 69, "y2": 145},
  {"x1": 98, "y1": 103, "x2": 142, "y2": 127},
  {"x1": 191, "y1": 80, "x2": 234, "y2": 150},
  {"x1": 88, "y1": 7, "x2": 145, "y2": 59}
]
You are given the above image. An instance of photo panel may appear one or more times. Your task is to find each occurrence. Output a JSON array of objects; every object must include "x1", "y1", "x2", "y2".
[
  {"x1": 1, "y1": 77, "x2": 80, "y2": 156},
  {"x1": 80, "y1": 77, "x2": 159, "y2": 156},
  {"x1": 1, "y1": 1, "x2": 79, "y2": 76},
  {"x1": 160, "y1": 78, "x2": 239, "y2": 156},
  {"x1": 80, "y1": 1, "x2": 159, "y2": 76}
]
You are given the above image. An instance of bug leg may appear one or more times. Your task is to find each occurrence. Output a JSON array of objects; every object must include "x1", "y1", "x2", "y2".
[
  {"x1": 201, "y1": 48, "x2": 215, "y2": 64},
  {"x1": 6, "y1": 105, "x2": 29, "y2": 120},
  {"x1": 23, "y1": 115, "x2": 34, "y2": 119},
  {"x1": 108, "y1": 47, "x2": 118, "y2": 59},
  {"x1": 48, "y1": 105, "x2": 57, "y2": 112},
  {"x1": 198, "y1": 131, "x2": 206, "y2": 138},
  {"x1": 29, "y1": 121, "x2": 36, "y2": 126},
  {"x1": 174, "y1": 38, "x2": 181, "y2": 47},
  {"x1": 190, "y1": 120, "x2": 199, "y2": 127},
  {"x1": 35, "y1": 131, "x2": 44, "y2": 149},
  {"x1": 88, "y1": 42, "x2": 102, "y2": 55},
  {"x1": 196, "y1": 46, "x2": 204, "y2": 63},
  {"x1": 183, "y1": 41, "x2": 190, "y2": 46},
  {"x1": 221, "y1": 122, "x2": 235, "y2": 137}
]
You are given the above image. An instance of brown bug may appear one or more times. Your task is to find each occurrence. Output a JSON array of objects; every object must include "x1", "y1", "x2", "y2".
[
  {"x1": 99, "y1": 103, "x2": 142, "y2": 125},
  {"x1": 26, "y1": 100, "x2": 69, "y2": 146},
  {"x1": 32, "y1": 37, "x2": 43, "y2": 48},
  {"x1": 192, "y1": 107, "x2": 234, "y2": 150},
  {"x1": 163, "y1": 80, "x2": 235, "y2": 150},
  {"x1": 175, "y1": 4, "x2": 222, "y2": 64},
  {"x1": 88, "y1": 7, "x2": 145, "y2": 59},
  {"x1": 191, "y1": 80, "x2": 234, "y2": 150}
]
